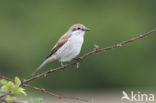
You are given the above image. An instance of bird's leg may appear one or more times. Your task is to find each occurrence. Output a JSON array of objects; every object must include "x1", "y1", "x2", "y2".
[
  {"x1": 61, "y1": 62, "x2": 64, "y2": 66},
  {"x1": 60, "y1": 62, "x2": 66, "y2": 71}
]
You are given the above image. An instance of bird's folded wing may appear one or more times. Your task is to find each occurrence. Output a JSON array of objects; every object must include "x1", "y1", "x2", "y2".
[{"x1": 46, "y1": 33, "x2": 71, "y2": 59}]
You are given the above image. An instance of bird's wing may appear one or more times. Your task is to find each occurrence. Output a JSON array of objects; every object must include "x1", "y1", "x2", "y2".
[
  {"x1": 46, "y1": 33, "x2": 71, "y2": 59},
  {"x1": 32, "y1": 33, "x2": 72, "y2": 75}
]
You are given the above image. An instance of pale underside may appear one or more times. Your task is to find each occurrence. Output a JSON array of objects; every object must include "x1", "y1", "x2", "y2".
[{"x1": 48, "y1": 31, "x2": 85, "y2": 62}]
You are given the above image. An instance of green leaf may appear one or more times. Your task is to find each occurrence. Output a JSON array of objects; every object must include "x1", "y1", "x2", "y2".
[
  {"x1": 14, "y1": 77, "x2": 21, "y2": 87},
  {"x1": 18, "y1": 87, "x2": 27, "y2": 96},
  {"x1": 7, "y1": 81, "x2": 14, "y2": 89},
  {"x1": 2, "y1": 81, "x2": 14, "y2": 91},
  {"x1": 0, "y1": 79, "x2": 7, "y2": 85},
  {"x1": 6, "y1": 95, "x2": 17, "y2": 101},
  {"x1": 0, "y1": 77, "x2": 27, "y2": 101}
]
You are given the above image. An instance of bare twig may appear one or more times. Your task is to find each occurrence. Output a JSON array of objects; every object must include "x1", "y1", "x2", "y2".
[
  {"x1": 23, "y1": 28, "x2": 156, "y2": 84},
  {"x1": 0, "y1": 94, "x2": 6, "y2": 99},
  {"x1": 0, "y1": 75, "x2": 14, "y2": 82},
  {"x1": 0, "y1": 75, "x2": 88, "y2": 102},
  {"x1": 23, "y1": 84, "x2": 88, "y2": 102}
]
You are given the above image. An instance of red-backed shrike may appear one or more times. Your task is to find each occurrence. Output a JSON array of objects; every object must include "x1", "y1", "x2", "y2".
[{"x1": 32, "y1": 24, "x2": 89, "y2": 75}]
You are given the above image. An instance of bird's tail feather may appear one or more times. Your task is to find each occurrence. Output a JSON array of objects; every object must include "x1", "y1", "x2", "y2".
[{"x1": 32, "y1": 59, "x2": 49, "y2": 75}]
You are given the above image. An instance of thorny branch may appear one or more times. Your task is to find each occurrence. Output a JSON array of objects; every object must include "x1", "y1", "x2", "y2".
[
  {"x1": 23, "y1": 84, "x2": 88, "y2": 102},
  {"x1": 23, "y1": 28, "x2": 156, "y2": 84},
  {"x1": 0, "y1": 28, "x2": 156, "y2": 102},
  {"x1": 0, "y1": 75, "x2": 88, "y2": 102}
]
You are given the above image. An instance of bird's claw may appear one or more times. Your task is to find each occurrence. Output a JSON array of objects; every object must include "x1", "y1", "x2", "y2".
[{"x1": 74, "y1": 57, "x2": 81, "y2": 61}]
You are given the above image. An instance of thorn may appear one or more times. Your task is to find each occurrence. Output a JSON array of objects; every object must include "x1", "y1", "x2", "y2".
[
  {"x1": 94, "y1": 44, "x2": 99, "y2": 54},
  {"x1": 44, "y1": 74, "x2": 47, "y2": 77},
  {"x1": 94, "y1": 44, "x2": 99, "y2": 50},
  {"x1": 41, "y1": 88, "x2": 45, "y2": 90},
  {"x1": 75, "y1": 62, "x2": 79, "y2": 69},
  {"x1": 117, "y1": 44, "x2": 122, "y2": 47}
]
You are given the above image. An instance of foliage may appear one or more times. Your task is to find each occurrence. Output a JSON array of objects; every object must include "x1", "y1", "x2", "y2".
[
  {"x1": 0, "y1": 77, "x2": 43, "y2": 103},
  {"x1": 0, "y1": 77, "x2": 27, "y2": 101}
]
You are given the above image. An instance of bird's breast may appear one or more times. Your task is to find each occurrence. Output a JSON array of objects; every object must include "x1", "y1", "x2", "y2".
[
  {"x1": 57, "y1": 34, "x2": 84, "y2": 62},
  {"x1": 69, "y1": 34, "x2": 84, "y2": 46},
  {"x1": 68, "y1": 34, "x2": 84, "y2": 53}
]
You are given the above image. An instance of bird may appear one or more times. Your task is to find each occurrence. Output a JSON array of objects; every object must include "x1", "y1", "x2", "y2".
[{"x1": 32, "y1": 24, "x2": 89, "y2": 75}]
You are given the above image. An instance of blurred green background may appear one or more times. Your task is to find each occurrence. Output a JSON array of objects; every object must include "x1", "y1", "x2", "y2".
[{"x1": 0, "y1": 0, "x2": 156, "y2": 91}]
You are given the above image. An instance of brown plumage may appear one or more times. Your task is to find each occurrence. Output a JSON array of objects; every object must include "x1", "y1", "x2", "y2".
[{"x1": 46, "y1": 33, "x2": 71, "y2": 59}]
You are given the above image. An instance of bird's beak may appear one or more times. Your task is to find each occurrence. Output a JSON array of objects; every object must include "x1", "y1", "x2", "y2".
[{"x1": 83, "y1": 27, "x2": 89, "y2": 31}]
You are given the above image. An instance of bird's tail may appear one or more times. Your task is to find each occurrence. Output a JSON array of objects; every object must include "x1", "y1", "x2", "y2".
[{"x1": 32, "y1": 59, "x2": 49, "y2": 75}]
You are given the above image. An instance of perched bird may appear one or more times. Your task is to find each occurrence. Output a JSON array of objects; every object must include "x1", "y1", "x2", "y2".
[{"x1": 32, "y1": 24, "x2": 89, "y2": 75}]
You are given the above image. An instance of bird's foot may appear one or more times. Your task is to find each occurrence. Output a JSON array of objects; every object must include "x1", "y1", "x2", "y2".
[
  {"x1": 60, "y1": 62, "x2": 66, "y2": 71},
  {"x1": 74, "y1": 57, "x2": 82, "y2": 61},
  {"x1": 61, "y1": 62, "x2": 64, "y2": 66},
  {"x1": 74, "y1": 58, "x2": 80, "y2": 69}
]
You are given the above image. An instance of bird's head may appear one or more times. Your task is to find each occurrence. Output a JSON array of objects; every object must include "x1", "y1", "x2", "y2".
[{"x1": 68, "y1": 24, "x2": 89, "y2": 35}]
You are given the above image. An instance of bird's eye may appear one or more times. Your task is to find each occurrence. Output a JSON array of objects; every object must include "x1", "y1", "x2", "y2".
[{"x1": 78, "y1": 27, "x2": 80, "y2": 30}]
